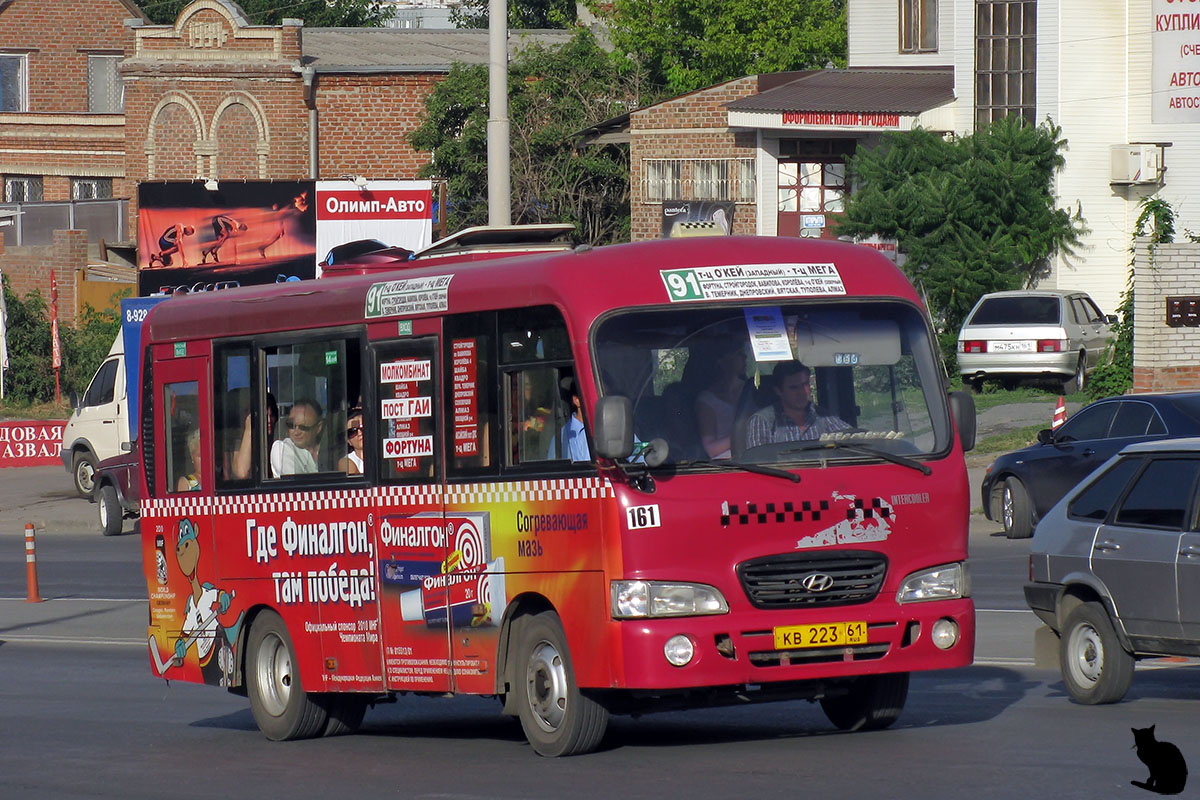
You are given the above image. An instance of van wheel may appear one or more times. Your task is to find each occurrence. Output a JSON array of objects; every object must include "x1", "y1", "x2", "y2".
[
  {"x1": 1060, "y1": 602, "x2": 1133, "y2": 704},
  {"x1": 513, "y1": 610, "x2": 608, "y2": 756},
  {"x1": 72, "y1": 451, "x2": 97, "y2": 497},
  {"x1": 97, "y1": 484, "x2": 122, "y2": 536},
  {"x1": 1063, "y1": 355, "x2": 1086, "y2": 395},
  {"x1": 1002, "y1": 478, "x2": 1034, "y2": 539},
  {"x1": 247, "y1": 610, "x2": 328, "y2": 740},
  {"x1": 820, "y1": 673, "x2": 909, "y2": 731}
]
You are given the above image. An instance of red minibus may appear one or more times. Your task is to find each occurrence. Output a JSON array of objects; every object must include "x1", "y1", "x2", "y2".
[{"x1": 139, "y1": 234, "x2": 977, "y2": 756}]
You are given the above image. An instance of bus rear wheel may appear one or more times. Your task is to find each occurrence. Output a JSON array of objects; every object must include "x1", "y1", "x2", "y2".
[
  {"x1": 820, "y1": 672, "x2": 909, "y2": 732},
  {"x1": 513, "y1": 610, "x2": 608, "y2": 757},
  {"x1": 247, "y1": 610, "x2": 328, "y2": 740}
]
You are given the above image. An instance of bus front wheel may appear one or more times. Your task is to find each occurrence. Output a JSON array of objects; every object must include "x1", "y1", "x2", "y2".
[
  {"x1": 513, "y1": 610, "x2": 608, "y2": 757},
  {"x1": 820, "y1": 672, "x2": 909, "y2": 732},
  {"x1": 247, "y1": 610, "x2": 328, "y2": 740}
]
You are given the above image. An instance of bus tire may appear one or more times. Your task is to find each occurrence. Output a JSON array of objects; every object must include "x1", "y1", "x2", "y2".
[
  {"x1": 1059, "y1": 602, "x2": 1133, "y2": 705},
  {"x1": 247, "y1": 610, "x2": 328, "y2": 740},
  {"x1": 97, "y1": 483, "x2": 122, "y2": 536},
  {"x1": 320, "y1": 694, "x2": 368, "y2": 736},
  {"x1": 513, "y1": 610, "x2": 608, "y2": 757},
  {"x1": 820, "y1": 672, "x2": 909, "y2": 732}
]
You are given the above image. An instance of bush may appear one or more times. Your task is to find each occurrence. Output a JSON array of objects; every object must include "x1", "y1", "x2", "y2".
[{"x1": 1, "y1": 273, "x2": 125, "y2": 405}]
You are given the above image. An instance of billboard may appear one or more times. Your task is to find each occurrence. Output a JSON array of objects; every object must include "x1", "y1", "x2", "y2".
[
  {"x1": 661, "y1": 200, "x2": 735, "y2": 238},
  {"x1": 137, "y1": 181, "x2": 317, "y2": 296},
  {"x1": 315, "y1": 180, "x2": 434, "y2": 277}
]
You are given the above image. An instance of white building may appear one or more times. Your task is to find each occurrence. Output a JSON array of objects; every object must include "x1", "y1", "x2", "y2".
[
  {"x1": 847, "y1": 0, "x2": 1199, "y2": 316},
  {"x1": 603, "y1": 0, "x2": 1199, "y2": 317}
]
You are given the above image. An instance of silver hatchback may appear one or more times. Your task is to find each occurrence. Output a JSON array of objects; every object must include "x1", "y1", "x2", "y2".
[
  {"x1": 957, "y1": 289, "x2": 1114, "y2": 393},
  {"x1": 1025, "y1": 437, "x2": 1200, "y2": 704}
]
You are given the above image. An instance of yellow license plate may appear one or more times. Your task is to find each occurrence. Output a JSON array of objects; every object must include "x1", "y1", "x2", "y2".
[{"x1": 774, "y1": 621, "x2": 868, "y2": 650}]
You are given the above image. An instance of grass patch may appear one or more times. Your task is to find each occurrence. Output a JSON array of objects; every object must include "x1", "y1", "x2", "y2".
[
  {"x1": 0, "y1": 398, "x2": 72, "y2": 421},
  {"x1": 973, "y1": 423, "x2": 1045, "y2": 455}
]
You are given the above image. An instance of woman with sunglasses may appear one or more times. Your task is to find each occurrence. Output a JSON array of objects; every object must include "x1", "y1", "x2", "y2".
[{"x1": 338, "y1": 409, "x2": 364, "y2": 475}]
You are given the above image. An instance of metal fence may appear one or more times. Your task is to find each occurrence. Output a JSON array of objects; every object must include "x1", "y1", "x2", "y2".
[{"x1": 0, "y1": 199, "x2": 129, "y2": 247}]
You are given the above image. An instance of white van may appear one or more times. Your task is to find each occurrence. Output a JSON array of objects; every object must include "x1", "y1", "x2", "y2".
[{"x1": 59, "y1": 333, "x2": 129, "y2": 496}]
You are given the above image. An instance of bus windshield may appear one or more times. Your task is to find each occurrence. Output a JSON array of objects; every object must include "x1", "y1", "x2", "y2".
[{"x1": 594, "y1": 300, "x2": 952, "y2": 467}]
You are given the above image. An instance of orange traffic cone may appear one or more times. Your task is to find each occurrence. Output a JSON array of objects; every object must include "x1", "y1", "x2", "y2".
[
  {"x1": 25, "y1": 522, "x2": 43, "y2": 603},
  {"x1": 1052, "y1": 396, "x2": 1066, "y2": 430}
]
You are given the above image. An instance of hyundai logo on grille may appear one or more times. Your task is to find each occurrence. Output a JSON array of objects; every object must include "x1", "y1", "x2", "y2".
[{"x1": 801, "y1": 573, "x2": 835, "y2": 592}]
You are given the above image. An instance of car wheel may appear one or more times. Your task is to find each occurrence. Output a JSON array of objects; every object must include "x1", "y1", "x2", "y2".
[
  {"x1": 513, "y1": 610, "x2": 608, "y2": 757},
  {"x1": 1001, "y1": 478, "x2": 1034, "y2": 539},
  {"x1": 72, "y1": 451, "x2": 97, "y2": 497},
  {"x1": 1063, "y1": 355, "x2": 1086, "y2": 395},
  {"x1": 819, "y1": 673, "x2": 909, "y2": 732},
  {"x1": 1059, "y1": 602, "x2": 1134, "y2": 704},
  {"x1": 97, "y1": 483, "x2": 123, "y2": 536},
  {"x1": 247, "y1": 610, "x2": 328, "y2": 740}
]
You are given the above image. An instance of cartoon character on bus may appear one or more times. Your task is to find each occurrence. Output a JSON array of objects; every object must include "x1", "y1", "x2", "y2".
[{"x1": 152, "y1": 518, "x2": 245, "y2": 686}]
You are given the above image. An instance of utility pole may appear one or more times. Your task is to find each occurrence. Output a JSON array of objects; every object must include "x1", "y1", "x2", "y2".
[{"x1": 487, "y1": 0, "x2": 511, "y2": 226}]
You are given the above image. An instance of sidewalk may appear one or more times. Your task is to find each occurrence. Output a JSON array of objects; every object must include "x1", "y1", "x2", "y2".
[{"x1": 0, "y1": 465, "x2": 96, "y2": 534}]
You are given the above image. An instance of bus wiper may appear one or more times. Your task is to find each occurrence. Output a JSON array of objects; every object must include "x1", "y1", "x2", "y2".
[
  {"x1": 682, "y1": 458, "x2": 800, "y2": 483},
  {"x1": 778, "y1": 440, "x2": 932, "y2": 475}
]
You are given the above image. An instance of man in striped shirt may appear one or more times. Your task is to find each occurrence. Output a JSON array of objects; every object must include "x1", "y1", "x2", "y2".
[{"x1": 744, "y1": 361, "x2": 851, "y2": 449}]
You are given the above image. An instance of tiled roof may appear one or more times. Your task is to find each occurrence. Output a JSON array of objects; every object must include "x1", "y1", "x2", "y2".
[
  {"x1": 302, "y1": 28, "x2": 576, "y2": 73},
  {"x1": 727, "y1": 67, "x2": 955, "y2": 114}
]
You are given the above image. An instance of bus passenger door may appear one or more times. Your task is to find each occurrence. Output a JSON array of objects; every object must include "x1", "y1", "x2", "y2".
[
  {"x1": 146, "y1": 349, "x2": 229, "y2": 686},
  {"x1": 370, "y1": 336, "x2": 451, "y2": 693}
]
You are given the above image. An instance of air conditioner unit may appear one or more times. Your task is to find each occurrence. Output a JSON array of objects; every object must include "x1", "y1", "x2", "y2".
[{"x1": 1110, "y1": 145, "x2": 1162, "y2": 185}]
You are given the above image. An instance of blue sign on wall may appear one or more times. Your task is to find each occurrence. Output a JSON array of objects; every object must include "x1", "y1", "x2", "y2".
[{"x1": 120, "y1": 296, "x2": 167, "y2": 440}]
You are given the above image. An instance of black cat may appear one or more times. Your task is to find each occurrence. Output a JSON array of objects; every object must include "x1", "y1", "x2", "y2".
[{"x1": 1131, "y1": 725, "x2": 1187, "y2": 795}]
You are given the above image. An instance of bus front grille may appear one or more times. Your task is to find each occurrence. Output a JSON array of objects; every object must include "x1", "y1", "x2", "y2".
[{"x1": 737, "y1": 550, "x2": 887, "y2": 609}]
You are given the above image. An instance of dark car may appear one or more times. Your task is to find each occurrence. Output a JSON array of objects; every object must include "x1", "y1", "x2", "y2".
[
  {"x1": 91, "y1": 444, "x2": 140, "y2": 536},
  {"x1": 982, "y1": 392, "x2": 1200, "y2": 538},
  {"x1": 1025, "y1": 436, "x2": 1200, "y2": 704}
]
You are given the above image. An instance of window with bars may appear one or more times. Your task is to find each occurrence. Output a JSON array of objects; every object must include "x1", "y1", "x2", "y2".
[
  {"x1": 72, "y1": 178, "x2": 113, "y2": 200},
  {"x1": 900, "y1": 0, "x2": 938, "y2": 53},
  {"x1": 5, "y1": 175, "x2": 41, "y2": 202},
  {"x1": 643, "y1": 158, "x2": 756, "y2": 203},
  {"x1": 88, "y1": 54, "x2": 124, "y2": 113},
  {"x1": 0, "y1": 53, "x2": 27, "y2": 112},
  {"x1": 975, "y1": 0, "x2": 1037, "y2": 126},
  {"x1": 778, "y1": 160, "x2": 847, "y2": 214}
]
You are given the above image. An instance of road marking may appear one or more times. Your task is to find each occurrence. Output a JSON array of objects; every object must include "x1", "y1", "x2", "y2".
[
  {"x1": 1, "y1": 634, "x2": 142, "y2": 646},
  {"x1": 977, "y1": 608, "x2": 1037, "y2": 614},
  {"x1": 973, "y1": 657, "x2": 1036, "y2": 666},
  {"x1": 0, "y1": 596, "x2": 143, "y2": 603}
]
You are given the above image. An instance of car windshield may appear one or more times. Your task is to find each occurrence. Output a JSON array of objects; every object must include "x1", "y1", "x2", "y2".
[
  {"x1": 593, "y1": 300, "x2": 952, "y2": 469},
  {"x1": 969, "y1": 296, "x2": 1061, "y2": 326}
]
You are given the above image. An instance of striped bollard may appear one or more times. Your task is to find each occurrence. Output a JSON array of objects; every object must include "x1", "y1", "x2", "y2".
[
  {"x1": 1052, "y1": 396, "x2": 1067, "y2": 430},
  {"x1": 25, "y1": 522, "x2": 43, "y2": 603}
]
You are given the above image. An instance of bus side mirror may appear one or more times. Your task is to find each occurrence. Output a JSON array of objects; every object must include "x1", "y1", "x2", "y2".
[
  {"x1": 948, "y1": 390, "x2": 976, "y2": 452},
  {"x1": 593, "y1": 396, "x2": 634, "y2": 460}
]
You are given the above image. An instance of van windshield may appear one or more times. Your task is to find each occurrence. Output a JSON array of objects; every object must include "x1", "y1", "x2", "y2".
[{"x1": 594, "y1": 301, "x2": 951, "y2": 467}]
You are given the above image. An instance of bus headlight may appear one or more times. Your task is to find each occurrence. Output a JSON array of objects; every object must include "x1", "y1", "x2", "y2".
[
  {"x1": 611, "y1": 581, "x2": 729, "y2": 619},
  {"x1": 896, "y1": 563, "x2": 968, "y2": 603}
]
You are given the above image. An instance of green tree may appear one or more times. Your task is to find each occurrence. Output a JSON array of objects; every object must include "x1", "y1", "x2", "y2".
[
  {"x1": 588, "y1": 0, "x2": 846, "y2": 96},
  {"x1": 835, "y1": 116, "x2": 1087, "y2": 362},
  {"x1": 1, "y1": 275, "x2": 53, "y2": 404},
  {"x1": 452, "y1": 0, "x2": 577, "y2": 28},
  {"x1": 410, "y1": 32, "x2": 646, "y2": 244},
  {"x1": 139, "y1": 0, "x2": 394, "y2": 26}
]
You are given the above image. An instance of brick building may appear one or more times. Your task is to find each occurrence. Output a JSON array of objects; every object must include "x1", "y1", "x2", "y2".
[{"x1": 0, "y1": 0, "x2": 143, "y2": 204}]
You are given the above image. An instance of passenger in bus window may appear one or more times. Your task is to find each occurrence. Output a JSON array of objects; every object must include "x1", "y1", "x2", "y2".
[
  {"x1": 271, "y1": 398, "x2": 323, "y2": 477},
  {"x1": 547, "y1": 374, "x2": 589, "y2": 462},
  {"x1": 744, "y1": 361, "x2": 851, "y2": 448},
  {"x1": 176, "y1": 428, "x2": 202, "y2": 492},
  {"x1": 694, "y1": 340, "x2": 749, "y2": 460},
  {"x1": 231, "y1": 393, "x2": 277, "y2": 480},
  {"x1": 338, "y1": 408, "x2": 364, "y2": 475}
]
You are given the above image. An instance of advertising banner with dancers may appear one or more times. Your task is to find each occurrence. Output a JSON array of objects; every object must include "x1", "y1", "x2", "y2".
[{"x1": 137, "y1": 181, "x2": 317, "y2": 296}]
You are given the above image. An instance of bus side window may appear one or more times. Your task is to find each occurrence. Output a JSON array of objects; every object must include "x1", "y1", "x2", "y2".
[
  {"x1": 263, "y1": 337, "x2": 362, "y2": 481},
  {"x1": 445, "y1": 312, "x2": 498, "y2": 477},
  {"x1": 375, "y1": 337, "x2": 438, "y2": 483},
  {"x1": 164, "y1": 381, "x2": 201, "y2": 493},
  {"x1": 214, "y1": 345, "x2": 252, "y2": 486},
  {"x1": 497, "y1": 306, "x2": 585, "y2": 468}
]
